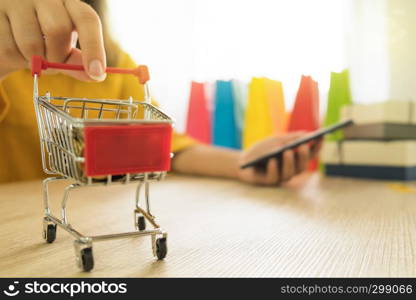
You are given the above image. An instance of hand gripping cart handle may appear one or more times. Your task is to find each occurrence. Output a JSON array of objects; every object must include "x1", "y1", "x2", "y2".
[{"x1": 32, "y1": 56, "x2": 173, "y2": 271}]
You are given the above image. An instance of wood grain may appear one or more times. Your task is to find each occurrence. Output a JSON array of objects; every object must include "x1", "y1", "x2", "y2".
[{"x1": 0, "y1": 173, "x2": 415, "y2": 277}]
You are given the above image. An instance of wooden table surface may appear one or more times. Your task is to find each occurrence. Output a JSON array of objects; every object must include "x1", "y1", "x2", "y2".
[{"x1": 0, "y1": 173, "x2": 415, "y2": 277}]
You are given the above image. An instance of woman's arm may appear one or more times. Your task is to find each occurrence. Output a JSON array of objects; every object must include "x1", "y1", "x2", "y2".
[
  {"x1": 172, "y1": 132, "x2": 316, "y2": 185},
  {"x1": 172, "y1": 144, "x2": 240, "y2": 179}
]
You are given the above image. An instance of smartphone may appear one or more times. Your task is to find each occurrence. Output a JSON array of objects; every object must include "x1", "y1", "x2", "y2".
[{"x1": 240, "y1": 119, "x2": 354, "y2": 169}]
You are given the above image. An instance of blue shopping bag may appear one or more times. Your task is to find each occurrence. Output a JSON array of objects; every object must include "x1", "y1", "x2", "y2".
[{"x1": 212, "y1": 80, "x2": 240, "y2": 149}]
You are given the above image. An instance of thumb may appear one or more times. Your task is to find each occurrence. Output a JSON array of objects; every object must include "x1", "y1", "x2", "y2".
[{"x1": 59, "y1": 48, "x2": 105, "y2": 82}]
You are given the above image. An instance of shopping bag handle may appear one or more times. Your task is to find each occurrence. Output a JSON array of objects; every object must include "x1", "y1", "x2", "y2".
[{"x1": 31, "y1": 55, "x2": 150, "y2": 84}]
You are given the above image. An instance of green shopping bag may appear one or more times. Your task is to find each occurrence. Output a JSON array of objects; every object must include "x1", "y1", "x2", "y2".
[{"x1": 324, "y1": 69, "x2": 352, "y2": 141}]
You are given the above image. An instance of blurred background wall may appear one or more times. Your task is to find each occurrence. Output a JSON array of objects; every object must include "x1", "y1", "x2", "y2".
[
  {"x1": 107, "y1": 0, "x2": 416, "y2": 131},
  {"x1": 348, "y1": 0, "x2": 416, "y2": 103}
]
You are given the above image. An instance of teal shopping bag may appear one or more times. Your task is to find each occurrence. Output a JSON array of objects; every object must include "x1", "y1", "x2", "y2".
[{"x1": 212, "y1": 80, "x2": 240, "y2": 149}]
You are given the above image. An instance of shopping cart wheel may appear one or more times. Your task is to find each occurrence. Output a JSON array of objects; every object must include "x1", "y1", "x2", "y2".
[
  {"x1": 43, "y1": 224, "x2": 57, "y2": 243},
  {"x1": 80, "y1": 248, "x2": 94, "y2": 272},
  {"x1": 137, "y1": 215, "x2": 146, "y2": 231},
  {"x1": 155, "y1": 237, "x2": 167, "y2": 260}
]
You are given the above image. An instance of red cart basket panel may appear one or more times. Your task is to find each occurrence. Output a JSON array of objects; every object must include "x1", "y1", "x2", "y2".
[{"x1": 84, "y1": 124, "x2": 173, "y2": 176}]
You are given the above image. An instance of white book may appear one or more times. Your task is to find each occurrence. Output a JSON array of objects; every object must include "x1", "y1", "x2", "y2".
[
  {"x1": 321, "y1": 140, "x2": 416, "y2": 166},
  {"x1": 340, "y1": 101, "x2": 416, "y2": 124}
]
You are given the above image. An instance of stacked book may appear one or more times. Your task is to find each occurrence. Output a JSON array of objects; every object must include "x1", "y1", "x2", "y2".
[{"x1": 321, "y1": 101, "x2": 416, "y2": 180}]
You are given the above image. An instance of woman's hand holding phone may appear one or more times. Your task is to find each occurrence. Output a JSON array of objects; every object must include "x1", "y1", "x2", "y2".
[{"x1": 237, "y1": 132, "x2": 321, "y2": 186}]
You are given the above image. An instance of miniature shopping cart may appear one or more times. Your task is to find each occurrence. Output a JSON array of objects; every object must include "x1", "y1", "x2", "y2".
[{"x1": 31, "y1": 56, "x2": 173, "y2": 271}]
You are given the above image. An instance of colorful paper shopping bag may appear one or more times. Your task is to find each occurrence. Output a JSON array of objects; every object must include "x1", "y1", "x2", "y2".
[
  {"x1": 265, "y1": 78, "x2": 287, "y2": 136},
  {"x1": 212, "y1": 80, "x2": 240, "y2": 149},
  {"x1": 324, "y1": 69, "x2": 352, "y2": 141},
  {"x1": 185, "y1": 81, "x2": 211, "y2": 144},
  {"x1": 243, "y1": 78, "x2": 273, "y2": 149},
  {"x1": 288, "y1": 75, "x2": 320, "y2": 170},
  {"x1": 204, "y1": 81, "x2": 216, "y2": 113},
  {"x1": 232, "y1": 80, "x2": 247, "y2": 143},
  {"x1": 288, "y1": 75, "x2": 319, "y2": 132}
]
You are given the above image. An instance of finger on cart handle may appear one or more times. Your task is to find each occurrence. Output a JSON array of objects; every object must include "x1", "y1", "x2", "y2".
[{"x1": 31, "y1": 55, "x2": 150, "y2": 84}]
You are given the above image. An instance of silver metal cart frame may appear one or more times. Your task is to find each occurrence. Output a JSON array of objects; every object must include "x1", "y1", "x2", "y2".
[{"x1": 31, "y1": 56, "x2": 173, "y2": 271}]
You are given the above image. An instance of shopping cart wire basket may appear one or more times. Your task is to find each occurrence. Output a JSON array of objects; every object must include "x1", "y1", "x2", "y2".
[{"x1": 31, "y1": 55, "x2": 173, "y2": 271}]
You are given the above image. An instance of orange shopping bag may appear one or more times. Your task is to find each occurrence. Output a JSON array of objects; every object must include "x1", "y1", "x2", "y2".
[
  {"x1": 265, "y1": 78, "x2": 287, "y2": 136},
  {"x1": 287, "y1": 75, "x2": 320, "y2": 170}
]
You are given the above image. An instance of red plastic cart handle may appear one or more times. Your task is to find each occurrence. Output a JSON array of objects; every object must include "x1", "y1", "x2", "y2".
[{"x1": 31, "y1": 55, "x2": 150, "y2": 84}]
